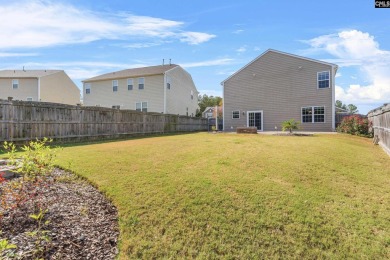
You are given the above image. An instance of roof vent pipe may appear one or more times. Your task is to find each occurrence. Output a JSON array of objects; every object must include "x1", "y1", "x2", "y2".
[
  {"x1": 169, "y1": 59, "x2": 171, "y2": 66},
  {"x1": 163, "y1": 59, "x2": 165, "y2": 65}
]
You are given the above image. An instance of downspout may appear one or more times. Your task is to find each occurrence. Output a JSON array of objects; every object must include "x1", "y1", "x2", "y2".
[
  {"x1": 163, "y1": 73, "x2": 167, "y2": 114},
  {"x1": 38, "y1": 77, "x2": 41, "y2": 101},
  {"x1": 331, "y1": 66, "x2": 337, "y2": 131}
]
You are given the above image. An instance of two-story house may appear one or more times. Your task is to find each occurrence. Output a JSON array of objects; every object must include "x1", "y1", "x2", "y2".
[
  {"x1": 0, "y1": 70, "x2": 80, "y2": 105},
  {"x1": 222, "y1": 49, "x2": 338, "y2": 132},
  {"x1": 82, "y1": 64, "x2": 199, "y2": 116}
]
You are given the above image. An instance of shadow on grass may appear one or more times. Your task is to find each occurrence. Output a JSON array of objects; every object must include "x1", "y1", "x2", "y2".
[{"x1": 0, "y1": 131, "x2": 206, "y2": 155}]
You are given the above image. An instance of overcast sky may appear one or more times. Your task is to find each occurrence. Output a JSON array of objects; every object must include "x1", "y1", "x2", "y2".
[{"x1": 0, "y1": 0, "x2": 389, "y2": 114}]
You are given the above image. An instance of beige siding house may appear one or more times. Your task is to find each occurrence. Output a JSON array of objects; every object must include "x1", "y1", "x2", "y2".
[
  {"x1": 0, "y1": 70, "x2": 80, "y2": 105},
  {"x1": 222, "y1": 49, "x2": 338, "y2": 132},
  {"x1": 83, "y1": 65, "x2": 199, "y2": 116}
]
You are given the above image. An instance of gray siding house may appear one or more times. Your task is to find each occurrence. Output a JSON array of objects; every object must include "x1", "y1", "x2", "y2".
[
  {"x1": 222, "y1": 49, "x2": 338, "y2": 132},
  {"x1": 83, "y1": 65, "x2": 199, "y2": 116}
]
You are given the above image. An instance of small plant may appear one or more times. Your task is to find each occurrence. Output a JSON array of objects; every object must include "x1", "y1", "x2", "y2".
[
  {"x1": 0, "y1": 231, "x2": 17, "y2": 257},
  {"x1": 27, "y1": 208, "x2": 51, "y2": 259},
  {"x1": 281, "y1": 119, "x2": 300, "y2": 134},
  {"x1": 4, "y1": 138, "x2": 57, "y2": 178}
]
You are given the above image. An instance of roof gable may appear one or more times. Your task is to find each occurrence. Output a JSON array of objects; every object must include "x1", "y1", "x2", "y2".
[
  {"x1": 221, "y1": 49, "x2": 338, "y2": 85},
  {"x1": 83, "y1": 64, "x2": 179, "y2": 82}
]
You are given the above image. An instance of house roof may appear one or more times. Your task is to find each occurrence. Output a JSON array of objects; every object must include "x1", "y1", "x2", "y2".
[
  {"x1": 0, "y1": 70, "x2": 62, "y2": 78},
  {"x1": 83, "y1": 64, "x2": 179, "y2": 82},
  {"x1": 221, "y1": 49, "x2": 338, "y2": 85}
]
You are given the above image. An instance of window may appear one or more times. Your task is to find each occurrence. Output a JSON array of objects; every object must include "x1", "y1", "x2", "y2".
[
  {"x1": 232, "y1": 111, "x2": 240, "y2": 119},
  {"x1": 112, "y1": 105, "x2": 120, "y2": 109},
  {"x1": 191, "y1": 90, "x2": 194, "y2": 100},
  {"x1": 302, "y1": 106, "x2": 325, "y2": 123},
  {"x1": 138, "y1": 78, "x2": 144, "y2": 89},
  {"x1": 127, "y1": 79, "x2": 133, "y2": 90},
  {"x1": 12, "y1": 79, "x2": 19, "y2": 89},
  {"x1": 314, "y1": 107, "x2": 325, "y2": 122},
  {"x1": 85, "y1": 83, "x2": 91, "y2": 94},
  {"x1": 136, "y1": 102, "x2": 148, "y2": 112},
  {"x1": 26, "y1": 97, "x2": 33, "y2": 101},
  {"x1": 317, "y1": 71, "x2": 330, "y2": 88},
  {"x1": 112, "y1": 80, "x2": 118, "y2": 92},
  {"x1": 166, "y1": 77, "x2": 171, "y2": 89}
]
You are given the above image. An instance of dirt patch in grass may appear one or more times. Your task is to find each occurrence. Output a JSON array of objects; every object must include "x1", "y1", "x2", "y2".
[{"x1": 0, "y1": 169, "x2": 118, "y2": 259}]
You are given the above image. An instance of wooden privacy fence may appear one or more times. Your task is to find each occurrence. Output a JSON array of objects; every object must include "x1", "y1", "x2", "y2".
[
  {"x1": 0, "y1": 100, "x2": 207, "y2": 142},
  {"x1": 367, "y1": 103, "x2": 390, "y2": 155}
]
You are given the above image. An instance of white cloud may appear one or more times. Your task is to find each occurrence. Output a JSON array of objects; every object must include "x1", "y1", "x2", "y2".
[
  {"x1": 180, "y1": 32, "x2": 216, "y2": 45},
  {"x1": 0, "y1": 52, "x2": 38, "y2": 57},
  {"x1": 236, "y1": 46, "x2": 247, "y2": 53},
  {"x1": 306, "y1": 30, "x2": 390, "y2": 108},
  {"x1": 233, "y1": 29, "x2": 244, "y2": 34},
  {"x1": 0, "y1": 0, "x2": 215, "y2": 49},
  {"x1": 123, "y1": 42, "x2": 162, "y2": 49},
  {"x1": 180, "y1": 58, "x2": 234, "y2": 68}
]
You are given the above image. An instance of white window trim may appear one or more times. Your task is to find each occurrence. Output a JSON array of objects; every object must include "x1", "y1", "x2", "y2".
[
  {"x1": 12, "y1": 79, "x2": 19, "y2": 89},
  {"x1": 317, "y1": 71, "x2": 330, "y2": 89},
  {"x1": 85, "y1": 83, "x2": 91, "y2": 94},
  {"x1": 246, "y1": 110, "x2": 263, "y2": 132},
  {"x1": 138, "y1": 77, "x2": 145, "y2": 89},
  {"x1": 112, "y1": 80, "x2": 118, "y2": 92},
  {"x1": 135, "y1": 101, "x2": 148, "y2": 112},
  {"x1": 127, "y1": 78, "x2": 133, "y2": 90},
  {"x1": 232, "y1": 110, "x2": 240, "y2": 119},
  {"x1": 301, "y1": 106, "x2": 326, "y2": 123}
]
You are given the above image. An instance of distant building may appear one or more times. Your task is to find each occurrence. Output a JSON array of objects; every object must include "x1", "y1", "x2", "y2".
[
  {"x1": 222, "y1": 49, "x2": 338, "y2": 131},
  {"x1": 82, "y1": 64, "x2": 199, "y2": 116},
  {"x1": 0, "y1": 70, "x2": 80, "y2": 105}
]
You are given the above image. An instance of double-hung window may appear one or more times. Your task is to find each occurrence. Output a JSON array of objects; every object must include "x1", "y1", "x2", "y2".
[
  {"x1": 302, "y1": 106, "x2": 325, "y2": 123},
  {"x1": 232, "y1": 111, "x2": 240, "y2": 119},
  {"x1": 317, "y1": 71, "x2": 330, "y2": 88},
  {"x1": 127, "y1": 79, "x2": 133, "y2": 90},
  {"x1": 112, "y1": 80, "x2": 118, "y2": 92},
  {"x1": 12, "y1": 79, "x2": 19, "y2": 89},
  {"x1": 136, "y1": 102, "x2": 148, "y2": 112},
  {"x1": 85, "y1": 83, "x2": 91, "y2": 94},
  {"x1": 138, "y1": 78, "x2": 144, "y2": 90}
]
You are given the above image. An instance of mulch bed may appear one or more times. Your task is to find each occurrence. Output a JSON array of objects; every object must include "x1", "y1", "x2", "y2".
[
  {"x1": 0, "y1": 169, "x2": 119, "y2": 259},
  {"x1": 273, "y1": 133, "x2": 314, "y2": 136}
]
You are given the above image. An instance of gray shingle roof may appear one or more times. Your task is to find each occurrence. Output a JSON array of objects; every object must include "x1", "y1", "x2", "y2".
[
  {"x1": 83, "y1": 64, "x2": 179, "y2": 82},
  {"x1": 0, "y1": 70, "x2": 62, "y2": 78}
]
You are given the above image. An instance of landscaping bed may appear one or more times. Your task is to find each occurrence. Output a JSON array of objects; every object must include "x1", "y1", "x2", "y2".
[{"x1": 0, "y1": 169, "x2": 119, "y2": 259}]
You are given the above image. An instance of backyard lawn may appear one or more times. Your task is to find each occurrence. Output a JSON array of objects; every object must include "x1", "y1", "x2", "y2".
[{"x1": 55, "y1": 133, "x2": 390, "y2": 259}]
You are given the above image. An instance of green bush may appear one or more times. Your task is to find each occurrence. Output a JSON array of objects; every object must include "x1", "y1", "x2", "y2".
[
  {"x1": 281, "y1": 119, "x2": 300, "y2": 133},
  {"x1": 336, "y1": 115, "x2": 373, "y2": 137},
  {"x1": 3, "y1": 138, "x2": 57, "y2": 178}
]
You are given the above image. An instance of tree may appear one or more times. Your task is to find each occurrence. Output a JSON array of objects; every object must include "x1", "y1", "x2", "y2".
[
  {"x1": 336, "y1": 100, "x2": 359, "y2": 114},
  {"x1": 335, "y1": 100, "x2": 347, "y2": 110},
  {"x1": 281, "y1": 119, "x2": 300, "y2": 134},
  {"x1": 347, "y1": 104, "x2": 359, "y2": 114},
  {"x1": 196, "y1": 94, "x2": 222, "y2": 117}
]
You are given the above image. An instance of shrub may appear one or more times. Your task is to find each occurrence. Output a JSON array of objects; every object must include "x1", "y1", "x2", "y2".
[
  {"x1": 336, "y1": 115, "x2": 373, "y2": 137},
  {"x1": 281, "y1": 119, "x2": 300, "y2": 133},
  {"x1": 3, "y1": 138, "x2": 56, "y2": 178}
]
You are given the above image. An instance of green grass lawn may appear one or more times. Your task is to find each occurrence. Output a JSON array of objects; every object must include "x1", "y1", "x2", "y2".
[{"x1": 54, "y1": 133, "x2": 390, "y2": 259}]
